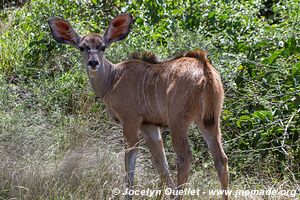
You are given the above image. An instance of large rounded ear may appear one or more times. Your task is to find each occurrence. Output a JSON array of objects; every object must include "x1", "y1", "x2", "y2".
[
  {"x1": 103, "y1": 13, "x2": 133, "y2": 46},
  {"x1": 48, "y1": 17, "x2": 80, "y2": 48}
]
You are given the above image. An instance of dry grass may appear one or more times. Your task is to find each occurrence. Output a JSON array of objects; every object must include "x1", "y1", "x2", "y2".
[{"x1": 0, "y1": 108, "x2": 298, "y2": 200}]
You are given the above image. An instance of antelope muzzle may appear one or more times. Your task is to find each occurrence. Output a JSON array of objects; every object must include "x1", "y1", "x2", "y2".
[{"x1": 88, "y1": 59, "x2": 99, "y2": 69}]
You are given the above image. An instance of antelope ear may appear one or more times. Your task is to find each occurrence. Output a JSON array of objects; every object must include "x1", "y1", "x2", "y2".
[
  {"x1": 103, "y1": 13, "x2": 133, "y2": 46},
  {"x1": 48, "y1": 17, "x2": 80, "y2": 48}
]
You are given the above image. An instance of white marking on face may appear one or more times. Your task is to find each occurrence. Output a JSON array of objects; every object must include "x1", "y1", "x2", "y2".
[
  {"x1": 87, "y1": 66, "x2": 99, "y2": 78},
  {"x1": 88, "y1": 49, "x2": 98, "y2": 53},
  {"x1": 101, "y1": 58, "x2": 106, "y2": 73}
]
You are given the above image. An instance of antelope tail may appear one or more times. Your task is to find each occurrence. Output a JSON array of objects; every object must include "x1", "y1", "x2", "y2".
[{"x1": 185, "y1": 49, "x2": 219, "y2": 128}]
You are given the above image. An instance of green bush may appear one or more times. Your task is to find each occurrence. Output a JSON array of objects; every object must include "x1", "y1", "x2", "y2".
[{"x1": 0, "y1": 0, "x2": 299, "y2": 191}]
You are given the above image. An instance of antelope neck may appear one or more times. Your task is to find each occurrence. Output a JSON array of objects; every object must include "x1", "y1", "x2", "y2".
[{"x1": 87, "y1": 57, "x2": 116, "y2": 99}]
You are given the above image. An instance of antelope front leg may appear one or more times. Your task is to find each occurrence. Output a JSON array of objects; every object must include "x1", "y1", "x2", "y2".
[
  {"x1": 125, "y1": 146, "x2": 138, "y2": 190},
  {"x1": 140, "y1": 124, "x2": 175, "y2": 189},
  {"x1": 122, "y1": 122, "x2": 141, "y2": 198}
]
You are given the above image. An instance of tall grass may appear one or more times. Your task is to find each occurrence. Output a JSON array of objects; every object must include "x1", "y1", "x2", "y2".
[
  {"x1": 0, "y1": 0, "x2": 299, "y2": 199},
  {"x1": 0, "y1": 106, "x2": 298, "y2": 199}
]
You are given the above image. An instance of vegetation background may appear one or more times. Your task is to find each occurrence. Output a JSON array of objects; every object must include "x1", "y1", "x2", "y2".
[{"x1": 0, "y1": 0, "x2": 299, "y2": 199}]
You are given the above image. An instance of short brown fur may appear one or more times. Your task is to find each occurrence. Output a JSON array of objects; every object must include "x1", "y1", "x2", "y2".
[{"x1": 49, "y1": 14, "x2": 229, "y2": 200}]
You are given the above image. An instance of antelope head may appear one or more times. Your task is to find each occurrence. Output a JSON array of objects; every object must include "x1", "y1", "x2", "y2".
[{"x1": 48, "y1": 14, "x2": 133, "y2": 72}]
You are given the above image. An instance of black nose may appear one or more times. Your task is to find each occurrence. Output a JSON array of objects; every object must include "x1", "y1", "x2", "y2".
[{"x1": 88, "y1": 59, "x2": 99, "y2": 68}]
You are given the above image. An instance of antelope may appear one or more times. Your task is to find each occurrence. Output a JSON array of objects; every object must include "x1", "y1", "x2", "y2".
[{"x1": 48, "y1": 13, "x2": 229, "y2": 199}]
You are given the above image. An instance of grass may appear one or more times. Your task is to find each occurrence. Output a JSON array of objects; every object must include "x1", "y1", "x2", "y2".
[
  {"x1": 0, "y1": 1, "x2": 299, "y2": 199},
  {"x1": 0, "y1": 106, "x2": 298, "y2": 200}
]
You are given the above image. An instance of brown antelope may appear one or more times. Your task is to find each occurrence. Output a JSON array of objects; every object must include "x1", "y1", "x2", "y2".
[{"x1": 48, "y1": 13, "x2": 229, "y2": 199}]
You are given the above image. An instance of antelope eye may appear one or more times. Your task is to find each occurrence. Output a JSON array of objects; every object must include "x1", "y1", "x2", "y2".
[
  {"x1": 98, "y1": 46, "x2": 106, "y2": 51},
  {"x1": 79, "y1": 47, "x2": 84, "y2": 52}
]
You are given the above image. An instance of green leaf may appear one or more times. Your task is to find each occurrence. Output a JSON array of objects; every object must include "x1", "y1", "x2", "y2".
[
  {"x1": 238, "y1": 65, "x2": 245, "y2": 70},
  {"x1": 208, "y1": 12, "x2": 216, "y2": 19},
  {"x1": 268, "y1": 50, "x2": 283, "y2": 64},
  {"x1": 236, "y1": 115, "x2": 251, "y2": 128},
  {"x1": 252, "y1": 111, "x2": 273, "y2": 122},
  {"x1": 292, "y1": 62, "x2": 300, "y2": 76}
]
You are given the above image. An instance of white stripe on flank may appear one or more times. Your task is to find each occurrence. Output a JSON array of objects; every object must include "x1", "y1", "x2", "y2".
[{"x1": 154, "y1": 74, "x2": 162, "y2": 116}]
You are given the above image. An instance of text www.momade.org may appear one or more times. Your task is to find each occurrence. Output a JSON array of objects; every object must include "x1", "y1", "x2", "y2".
[
  {"x1": 208, "y1": 189, "x2": 297, "y2": 198},
  {"x1": 112, "y1": 188, "x2": 297, "y2": 198}
]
